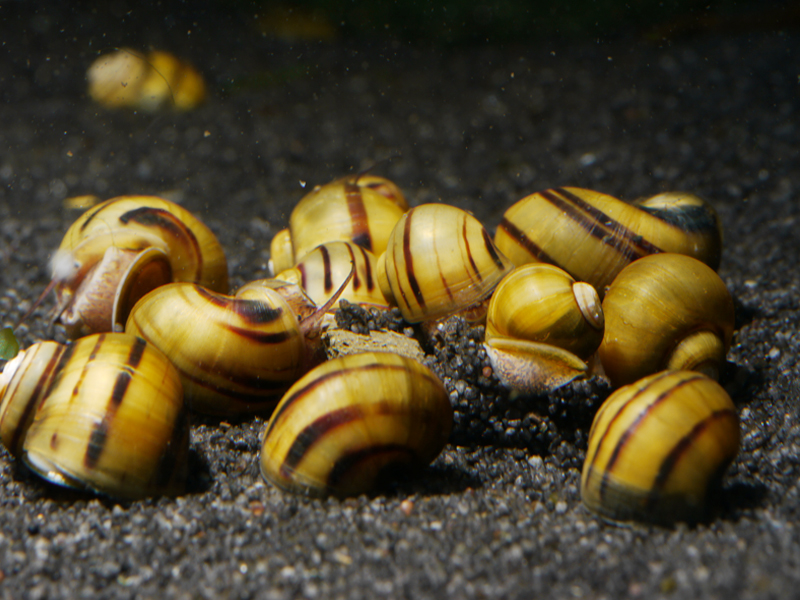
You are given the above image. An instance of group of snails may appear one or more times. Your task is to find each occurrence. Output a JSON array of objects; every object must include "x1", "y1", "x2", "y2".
[{"x1": 0, "y1": 172, "x2": 741, "y2": 526}]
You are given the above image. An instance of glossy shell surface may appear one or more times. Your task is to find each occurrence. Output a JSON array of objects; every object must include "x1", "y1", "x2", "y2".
[
  {"x1": 378, "y1": 203, "x2": 513, "y2": 323},
  {"x1": 581, "y1": 370, "x2": 739, "y2": 525},
  {"x1": 260, "y1": 351, "x2": 452, "y2": 498},
  {"x1": 494, "y1": 187, "x2": 722, "y2": 295},
  {"x1": 0, "y1": 333, "x2": 188, "y2": 499},
  {"x1": 598, "y1": 253, "x2": 735, "y2": 388},
  {"x1": 126, "y1": 282, "x2": 306, "y2": 416}
]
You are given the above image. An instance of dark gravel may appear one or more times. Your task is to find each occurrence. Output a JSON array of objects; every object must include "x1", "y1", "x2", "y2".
[{"x1": 2, "y1": 3, "x2": 800, "y2": 599}]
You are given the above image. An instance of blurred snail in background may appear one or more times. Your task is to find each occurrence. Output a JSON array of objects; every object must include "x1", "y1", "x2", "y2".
[
  {"x1": 260, "y1": 351, "x2": 452, "y2": 497},
  {"x1": 87, "y1": 48, "x2": 206, "y2": 111},
  {"x1": 125, "y1": 268, "x2": 353, "y2": 416},
  {"x1": 269, "y1": 174, "x2": 408, "y2": 275},
  {"x1": 598, "y1": 253, "x2": 735, "y2": 388},
  {"x1": 483, "y1": 263, "x2": 603, "y2": 394},
  {"x1": 276, "y1": 241, "x2": 389, "y2": 312},
  {"x1": 494, "y1": 188, "x2": 722, "y2": 296},
  {"x1": 0, "y1": 333, "x2": 188, "y2": 499},
  {"x1": 581, "y1": 370, "x2": 740, "y2": 525},
  {"x1": 377, "y1": 203, "x2": 513, "y2": 324},
  {"x1": 41, "y1": 195, "x2": 228, "y2": 339}
]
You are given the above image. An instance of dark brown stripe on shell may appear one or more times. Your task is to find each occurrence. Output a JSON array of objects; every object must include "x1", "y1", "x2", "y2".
[
  {"x1": 593, "y1": 372, "x2": 705, "y2": 502},
  {"x1": 549, "y1": 188, "x2": 663, "y2": 259},
  {"x1": 645, "y1": 408, "x2": 738, "y2": 510},
  {"x1": 345, "y1": 182, "x2": 372, "y2": 251},
  {"x1": 481, "y1": 226, "x2": 507, "y2": 271},
  {"x1": 497, "y1": 217, "x2": 557, "y2": 265},
  {"x1": 402, "y1": 212, "x2": 426, "y2": 310},
  {"x1": 297, "y1": 263, "x2": 308, "y2": 291},
  {"x1": 119, "y1": 206, "x2": 203, "y2": 280},
  {"x1": 321, "y1": 244, "x2": 334, "y2": 294},
  {"x1": 357, "y1": 245, "x2": 374, "y2": 291},
  {"x1": 463, "y1": 214, "x2": 482, "y2": 282},
  {"x1": 224, "y1": 323, "x2": 295, "y2": 345},
  {"x1": 277, "y1": 399, "x2": 410, "y2": 484},
  {"x1": 84, "y1": 369, "x2": 132, "y2": 469},
  {"x1": 6, "y1": 345, "x2": 67, "y2": 453},
  {"x1": 127, "y1": 336, "x2": 147, "y2": 369},
  {"x1": 265, "y1": 362, "x2": 435, "y2": 439},
  {"x1": 79, "y1": 200, "x2": 117, "y2": 232},
  {"x1": 344, "y1": 243, "x2": 361, "y2": 291},
  {"x1": 195, "y1": 286, "x2": 285, "y2": 325}
]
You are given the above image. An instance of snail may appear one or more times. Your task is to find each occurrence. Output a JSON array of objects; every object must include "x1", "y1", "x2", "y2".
[
  {"x1": 581, "y1": 370, "x2": 740, "y2": 525},
  {"x1": 376, "y1": 203, "x2": 513, "y2": 324},
  {"x1": 275, "y1": 241, "x2": 389, "y2": 311},
  {"x1": 41, "y1": 195, "x2": 228, "y2": 339},
  {"x1": 269, "y1": 174, "x2": 408, "y2": 275},
  {"x1": 482, "y1": 263, "x2": 604, "y2": 394},
  {"x1": 260, "y1": 351, "x2": 452, "y2": 498},
  {"x1": 125, "y1": 268, "x2": 354, "y2": 416},
  {"x1": 87, "y1": 48, "x2": 206, "y2": 111},
  {"x1": 598, "y1": 253, "x2": 735, "y2": 388},
  {"x1": 494, "y1": 187, "x2": 722, "y2": 296},
  {"x1": 0, "y1": 333, "x2": 188, "y2": 499}
]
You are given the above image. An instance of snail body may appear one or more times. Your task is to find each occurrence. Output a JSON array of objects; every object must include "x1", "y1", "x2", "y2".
[
  {"x1": 276, "y1": 241, "x2": 389, "y2": 311},
  {"x1": 125, "y1": 282, "x2": 311, "y2": 416},
  {"x1": 0, "y1": 333, "x2": 188, "y2": 499},
  {"x1": 494, "y1": 187, "x2": 722, "y2": 295},
  {"x1": 87, "y1": 48, "x2": 206, "y2": 111},
  {"x1": 598, "y1": 253, "x2": 734, "y2": 388},
  {"x1": 260, "y1": 351, "x2": 452, "y2": 497},
  {"x1": 377, "y1": 203, "x2": 513, "y2": 323},
  {"x1": 51, "y1": 195, "x2": 228, "y2": 338},
  {"x1": 581, "y1": 370, "x2": 740, "y2": 525},
  {"x1": 269, "y1": 175, "x2": 408, "y2": 275}
]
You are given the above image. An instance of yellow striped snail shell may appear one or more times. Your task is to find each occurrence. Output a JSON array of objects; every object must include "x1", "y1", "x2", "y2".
[
  {"x1": 260, "y1": 351, "x2": 452, "y2": 498},
  {"x1": 483, "y1": 263, "x2": 604, "y2": 394},
  {"x1": 276, "y1": 241, "x2": 389, "y2": 311},
  {"x1": 125, "y1": 282, "x2": 310, "y2": 416},
  {"x1": 0, "y1": 333, "x2": 188, "y2": 499},
  {"x1": 494, "y1": 187, "x2": 722, "y2": 296},
  {"x1": 376, "y1": 203, "x2": 514, "y2": 323},
  {"x1": 598, "y1": 253, "x2": 735, "y2": 388},
  {"x1": 87, "y1": 48, "x2": 206, "y2": 111},
  {"x1": 581, "y1": 370, "x2": 740, "y2": 525},
  {"x1": 49, "y1": 195, "x2": 228, "y2": 338},
  {"x1": 269, "y1": 174, "x2": 408, "y2": 275}
]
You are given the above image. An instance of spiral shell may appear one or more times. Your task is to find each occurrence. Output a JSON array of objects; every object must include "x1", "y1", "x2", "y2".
[
  {"x1": 598, "y1": 253, "x2": 734, "y2": 388},
  {"x1": 377, "y1": 203, "x2": 513, "y2": 323},
  {"x1": 0, "y1": 333, "x2": 188, "y2": 499},
  {"x1": 494, "y1": 187, "x2": 722, "y2": 295},
  {"x1": 270, "y1": 175, "x2": 408, "y2": 275},
  {"x1": 276, "y1": 241, "x2": 388, "y2": 310},
  {"x1": 581, "y1": 370, "x2": 740, "y2": 525},
  {"x1": 260, "y1": 352, "x2": 452, "y2": 497},
  {"x1": 87, "y1": 48, "x2": 206, "y2": 111},
  {"x1": 52, "y1": 195, "x2": 228, "y2": 338},
  {"x1": 125, "y1": 282, "x2": 309, "y2": 416},
  {"x1": 486, "y1": 263, "x2": 604, "y2": 360}
]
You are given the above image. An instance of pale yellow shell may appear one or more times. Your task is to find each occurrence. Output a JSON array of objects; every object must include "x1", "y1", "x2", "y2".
[{"x1": 87, "y1": 48, "x2": 206, "y2": 111}]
